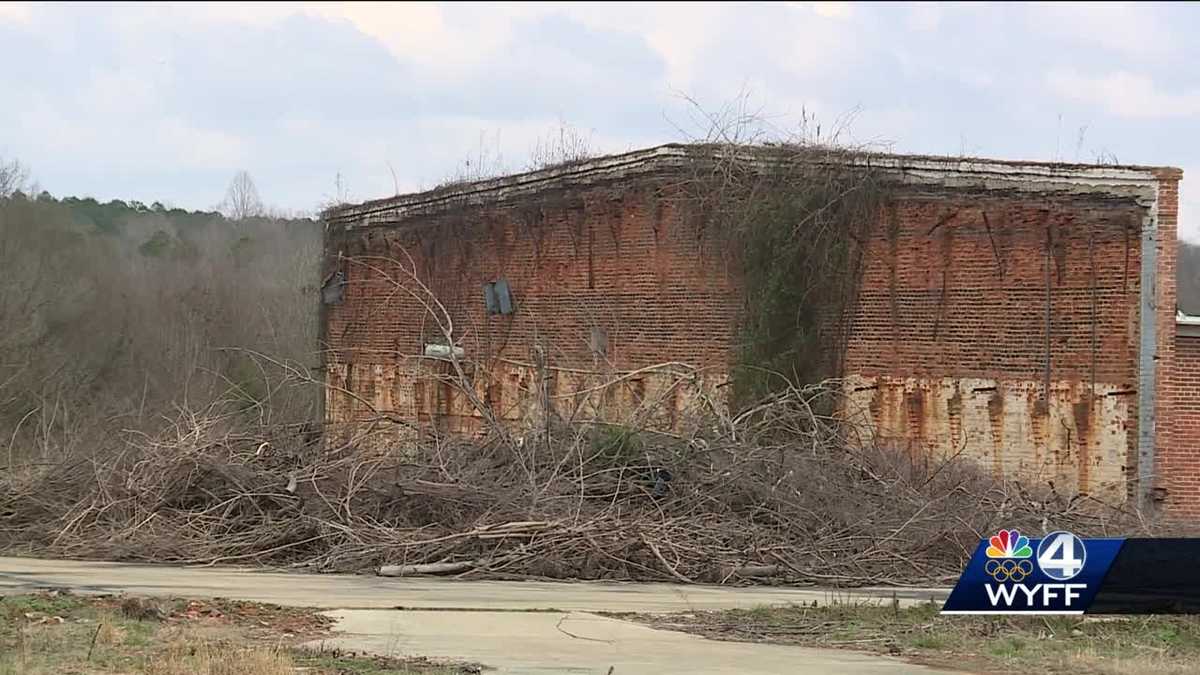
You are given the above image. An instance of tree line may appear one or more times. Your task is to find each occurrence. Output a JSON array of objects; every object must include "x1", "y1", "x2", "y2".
[{"x1": 0, "y1": 165, "x2": 320, "y2": 463}]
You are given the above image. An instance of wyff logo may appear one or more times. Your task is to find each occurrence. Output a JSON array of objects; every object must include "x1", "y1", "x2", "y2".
[{"x1": 942, "y1": 530, "x2": 1116, "y2": 615}]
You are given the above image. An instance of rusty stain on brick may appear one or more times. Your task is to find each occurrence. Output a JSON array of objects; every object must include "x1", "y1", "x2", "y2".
[
  {"x1": 986, "y1": 388, "x2": 1005, "y2": 476},
  {"x1": 905, "y1": 388, "x2": 925, "y2": 441},
  {"x1": 947, "y1": 389, "x2": 963, "y2": 449},
  {"x1": 867, "y1": 385, "x2": 882, "y2": 427},
  {"x1": 1030, "y1": 390, "x2": 1048, "y2": 475},
  {"x1": 1073, "y1": 397, "x2": 1093, "y2": 492},
  {"x1": 846, "y1": 375, "x2": 1131, "y2": 500}
]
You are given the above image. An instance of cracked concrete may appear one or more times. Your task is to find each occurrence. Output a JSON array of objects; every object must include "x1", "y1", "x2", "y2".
[
  {"x1": 0, "y1": 556, "x2": 947, "y2": 612},
  {"x1": 312, "y1": 609, "x2": 949, "y2": 674},
  {"x1": 1, "y1": 556, "x2": 954, "y2": 673}
]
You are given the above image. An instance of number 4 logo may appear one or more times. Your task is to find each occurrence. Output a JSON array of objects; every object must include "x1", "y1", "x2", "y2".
[{"x1": 1037, "y1": 531, "x2": 1087, "y2": 581}]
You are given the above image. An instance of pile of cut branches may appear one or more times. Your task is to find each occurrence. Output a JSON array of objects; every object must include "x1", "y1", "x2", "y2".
[{"x1": 0, "y1": 382, "x2": 1147, "y2": 586}]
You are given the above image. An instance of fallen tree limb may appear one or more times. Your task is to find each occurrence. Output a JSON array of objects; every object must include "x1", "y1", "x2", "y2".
[{"x1": 379, "y1": 560, "x2": 477, "y2": 577}]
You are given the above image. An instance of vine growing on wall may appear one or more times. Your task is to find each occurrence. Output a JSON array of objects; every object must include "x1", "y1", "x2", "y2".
[{"x1": 675, "y1": 143, "x2": 892, "y2": 408}]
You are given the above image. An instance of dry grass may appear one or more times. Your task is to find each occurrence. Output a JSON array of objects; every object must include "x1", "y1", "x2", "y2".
[
  {"x1": 1072, "y1": 653, "x2": 1200, "y2": 675},
  {"x1": 619, "y1": 601, "x2": 1200, "y2": 674},
  {"x1": 94, "y1": 614, "x2": 129, "y2": 647},
  {"x1": 0, "y1": 592, "x2": 467, "y2": 675},
  {"x1": 146, "y1": 642, "x2": 293, "y2": 675}
]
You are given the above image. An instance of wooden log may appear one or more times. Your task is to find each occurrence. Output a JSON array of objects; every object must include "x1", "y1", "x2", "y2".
[
  {"x1": 379, "y1": 560, "x2": 476, "y2": 577},
  {"x1": 733, "y1": 564, "x2": 780, "y2": 578}
]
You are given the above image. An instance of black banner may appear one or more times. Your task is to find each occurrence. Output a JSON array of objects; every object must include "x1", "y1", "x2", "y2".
[{"x1": 1088, "y1": 539, "x2": 1200, "y2": 614}]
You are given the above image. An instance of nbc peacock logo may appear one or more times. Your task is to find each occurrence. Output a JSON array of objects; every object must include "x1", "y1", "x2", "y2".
[{"x1": 984, "y1": 529, "x2": 1034, "y2": 583}]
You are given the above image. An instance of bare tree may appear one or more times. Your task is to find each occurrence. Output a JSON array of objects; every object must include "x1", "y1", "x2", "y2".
[
  {"x1": 0, "y1": 157, "x2": 29, "y2": 198},
  {"x1": 221, "y1": 170, "x2": 264, "y2": 220}
]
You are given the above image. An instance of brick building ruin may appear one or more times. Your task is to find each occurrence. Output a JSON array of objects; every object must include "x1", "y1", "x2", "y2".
[{"x1": 320, "y1": 144, "x2": 1200, "y2": 516}]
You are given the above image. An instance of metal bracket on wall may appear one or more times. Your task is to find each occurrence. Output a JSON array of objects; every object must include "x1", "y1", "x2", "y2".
[
  {"x1": 320, "y1": 270, "x2": 346, "y2": 305},
  {"x1": 483, "y1": 279, "x2": 515, "y2": 315}
]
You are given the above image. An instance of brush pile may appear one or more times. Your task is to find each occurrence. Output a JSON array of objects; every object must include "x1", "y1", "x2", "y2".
[{"x1": 0, "y1": 383, "x2": 1144, "y2": 586}]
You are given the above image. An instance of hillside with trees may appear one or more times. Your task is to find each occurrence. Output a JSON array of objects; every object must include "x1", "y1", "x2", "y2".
[{"x1": 0, "y1": 161, "x2": 320, "y2": 466}]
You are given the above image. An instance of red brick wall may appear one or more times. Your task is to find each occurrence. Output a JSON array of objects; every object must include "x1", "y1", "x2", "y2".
[
  {"x1": 842, "y1": 192, "x2": 1150, "y2": 498},
  {"x1": 329, "y1": 189, "x2": 1147, "y2": 381},
  {"x1": 322, "y1": 181, "x2": 741, "y2": 432},
  {"x1": 324, "y1": 171, "x2": 1169, "y2": 501},
  {"x1": 1155, "y1": 175, "x2": 1181, "y2": 405},
  {"x1": 846, "y1": 195, "x2": 1144, "y2": 382},
  {"x1": 1163, "y1": 334, "x2": 1200, "y2": 517},
  {"x1": 326, "y1": 182, "x2": 738, "y2": 371},
  {"x1": 1152, "y1": 172, "x2": 1197, "y2": 517}
]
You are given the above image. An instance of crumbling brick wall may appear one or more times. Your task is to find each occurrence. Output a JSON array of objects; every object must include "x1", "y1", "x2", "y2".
[
  {"x1": 322, "y1": 147, "x2": 1180, "y2": 508},
  {"x1": 322, "y1": 178, "x2": 739, "y2": 440},
  {"x1": 842, "y1": 192, "x2": 1148, "y2": 500}
]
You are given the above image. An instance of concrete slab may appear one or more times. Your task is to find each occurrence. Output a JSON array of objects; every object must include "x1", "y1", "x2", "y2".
[
  {"x1": 0, "y1": 556, "x2": 949, "y2": 613},
  {"x1": 0, "y1": 557, "x2": 956, "y2": 673},
  {"x1": 311, "y1": 609, "x2": 949, "y2": 674}
]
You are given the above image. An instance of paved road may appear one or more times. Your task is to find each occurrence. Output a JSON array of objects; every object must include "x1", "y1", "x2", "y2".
[
  {"x1": 0, "y1": 556, "x2": 948, "y2": 611},
  {"x1": 320, "y1": 609, "x2": 949, "y2": 674},
  {"x1": 0, "y1": 556, "x2": 953, "y2": 674}
]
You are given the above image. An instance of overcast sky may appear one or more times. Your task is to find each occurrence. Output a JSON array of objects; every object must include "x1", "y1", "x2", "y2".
[{"x1": 1, "y1": 2, "x2": 1197, "y2": 238}]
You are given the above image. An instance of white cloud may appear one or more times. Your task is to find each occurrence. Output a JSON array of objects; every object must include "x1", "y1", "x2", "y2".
[
  {"x1": 1027, "y1": 2, "x2": 1175, "y2": 60},
  {"x1": 298, "y1": 2, "x2": 515, "y2": 71},
  {"x1": 906, "y1": 3, "x2": 943, "y2": 31},
  {"x1": 82, "y1": 68, "x2": 163, "y2": 116},
  {"x1": 393, "y1": 115, "x2": 658, "y2": 187},
  {"x1": 0, "y1": 1, "x2": 1193, "y2": 214},
  {"x1": 172, "y1": 2, "x2": 539, "y2": 73},
  {"x1": 14, "y1": 99, "x2": 246, "y2": 171},
  {"x1": 157, "y1": 118, "x2": 248, "y2": 168},
  {"x1": 1047, "y1": 68, "x2": 1200, "y2": 118},
  {"x1": 8, "y1": 2, "x2": 859, "y2": 133},
  {"x1": 846, "y1": 107, "x2": 918, "y2": 151},
  {"x1": 0, "y1": 2, "x2": 31, "y2": 24},
  {"x1": 809, "y1": 2, "x2": 854, "y2": 20},
  {"x1": 535, "y1": 3, "x2": 727, "y2": 91}
]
